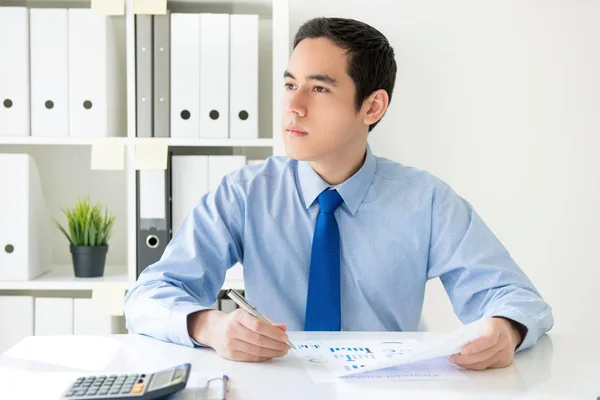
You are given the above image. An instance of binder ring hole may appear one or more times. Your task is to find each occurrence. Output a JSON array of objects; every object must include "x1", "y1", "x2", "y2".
[
  {"x1": 181, "y1": 110, "x2": 191, "y2": 120},
  {"x1": 146, "y1": 235, "x2": 159, "y2": 249},
  {"x1": 83, "y1": 100, "x2": 93, "y2": 110},
  {"x1": 239, "y1": 110, "x2": 249, "y2": 121},
  {"x1": 3, "y1": 99, "x2": 12, "y2": 108},
  {"x1": 45, "y1": 100, "x2": 54, "y2": 110},
  {"x1": 209, "y1": 110, "x2": 219, "y2": 120},
  {"x1": 4, "y1": 244, "x2": 14, "y2": 254}
]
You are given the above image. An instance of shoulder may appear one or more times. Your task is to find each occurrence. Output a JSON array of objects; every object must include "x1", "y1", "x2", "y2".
[
  {"x1": 373, "y1": 154, "x2": 450, "y2": 192},
  {"x1": 226, "y1": 156, "x2": 296, "y2": 187}
]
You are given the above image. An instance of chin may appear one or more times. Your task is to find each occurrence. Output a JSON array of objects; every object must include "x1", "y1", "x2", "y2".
[
  {"x1": 283, "y1": 144, "x2": 310, "y2": 161},
  {"x1": 281, "y1": 136, "x2": 311, "y2": 161}
]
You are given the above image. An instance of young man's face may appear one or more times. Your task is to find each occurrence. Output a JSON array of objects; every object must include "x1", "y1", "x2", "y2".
[{"x1": 281, "y1": 38, "x2": 368, "y2": 162}]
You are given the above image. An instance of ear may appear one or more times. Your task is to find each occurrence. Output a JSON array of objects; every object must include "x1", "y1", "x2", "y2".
[{"x1": 362, "y1": 89, "x2": 389, "y2": 127}]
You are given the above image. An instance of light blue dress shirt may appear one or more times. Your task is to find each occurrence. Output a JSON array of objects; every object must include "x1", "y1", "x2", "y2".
[{"x1": 124, "y1": 144, "x2": 553, "y2": 351}]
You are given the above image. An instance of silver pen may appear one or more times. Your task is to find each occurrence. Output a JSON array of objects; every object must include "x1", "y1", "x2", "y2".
[
  {"x1": 221, "y1": 375, "x2": 228, "y2": 400},
  {"x1": 226, "y1": 289, "x2": 297, "y2": 350}
]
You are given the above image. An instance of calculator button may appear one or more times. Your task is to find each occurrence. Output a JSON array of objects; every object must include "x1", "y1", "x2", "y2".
[
  {"x1": 99, "y1": 389, "x2": 110, "y2": 395},
  {"x1": 140, "y1": 374, "x2": 146, "y2": 378},
  {"x1": 121, "y1": 387, "x2": 133, "y2": 394},
  {"x1": 132, "y1": 384, "x2": 144, "y2": 394},
  {"x1": 65, "y1": 391, "x2": 76, "y2": 397},
  {"x1": 75, "y1": 389, "x2": 87, "y2": 396},
  {"x1": 87, "y1": 389, "x2": 98, "y2": 395}
]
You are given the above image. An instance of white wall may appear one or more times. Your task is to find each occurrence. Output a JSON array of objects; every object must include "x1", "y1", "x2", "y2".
[{"x1": 290, "y1": 0, "x2": 600, "y2": 334}]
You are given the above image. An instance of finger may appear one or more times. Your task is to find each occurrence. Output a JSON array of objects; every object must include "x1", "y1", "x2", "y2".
[
  {"x1": 461, "y1": 330, "x2": 500, "y2": 356},
  {"x1": 273, "y1": 323, "x2": 288, "y2": 332},
  {"x1": 489, "y1": 353, "x2": 514, "y2": 369},
  {"x1": 238, "y1": 312, "x2": 290, "y2": 343},
  {"x1": 223, "y1": 349, "x2": 272, "y2": 363},
  {"x1": 450, "y1": 344, "x2": 501, "y2": 366},
  {"x1": 235, "y1": 321, "x2": 289, "y2": 352},
  {"x1": 265, "y1": 316, "x2": 288, "y2": 332},
  {"x1": 455, "y1": 349, "x2": 507, "y2": 371},
  {"x1": 229, "y1": 337, "x2": 288, "y2": 359}
]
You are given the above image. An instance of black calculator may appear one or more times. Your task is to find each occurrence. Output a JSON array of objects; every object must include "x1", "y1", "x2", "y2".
[{"x1": 59, "y1": 363, "x2": 191, "y2": 400}]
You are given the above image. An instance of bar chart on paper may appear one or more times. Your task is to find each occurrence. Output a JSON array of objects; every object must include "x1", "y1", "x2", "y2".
[
  {"x1": 296, "y1": 340, "x2": 418, "y2": 381},
  {"x1": 295, "y1": 339, "x2": 467, "y2": 382}
]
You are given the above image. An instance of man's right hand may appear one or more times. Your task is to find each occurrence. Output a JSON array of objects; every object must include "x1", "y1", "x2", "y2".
[{"x1": 188, "y1": 308, "x2": 290, "y2": 362}]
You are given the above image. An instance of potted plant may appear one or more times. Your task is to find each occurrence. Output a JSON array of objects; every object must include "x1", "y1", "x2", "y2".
[{"x1": 52, "y1": 196, "x2": 116, "y2": 278}]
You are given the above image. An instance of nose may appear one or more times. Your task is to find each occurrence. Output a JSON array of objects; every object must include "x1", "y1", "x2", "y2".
[{"x1": 284, "y1": 89, "x2": 307, "y2": 118}]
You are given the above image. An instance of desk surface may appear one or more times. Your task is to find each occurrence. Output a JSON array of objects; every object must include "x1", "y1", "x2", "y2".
[{"x1": 0, "y1": 332, "x2": 595, "y2": 400}]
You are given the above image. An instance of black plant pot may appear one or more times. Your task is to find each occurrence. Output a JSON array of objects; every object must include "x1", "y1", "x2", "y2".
[{"x1": 70, "y1": 245, "x2": 108, "y2": 278}]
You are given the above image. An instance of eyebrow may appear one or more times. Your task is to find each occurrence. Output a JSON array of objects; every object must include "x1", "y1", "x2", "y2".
[{"x1": 284, "y1": 70, "x2": 338, "y2": 87}]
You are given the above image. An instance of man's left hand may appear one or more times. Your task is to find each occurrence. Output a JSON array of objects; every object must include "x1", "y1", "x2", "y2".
[{"x1": 449, "y1": 317, "x2": 523, "y2": 371}]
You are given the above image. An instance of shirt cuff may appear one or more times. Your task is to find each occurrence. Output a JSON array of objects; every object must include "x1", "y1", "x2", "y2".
[
  {"x1": 167, "y1": 304, "x2": 213, "y2": 348},
  {"x1": 483, "y1": 306, "x2": 539, "y2": 352}
]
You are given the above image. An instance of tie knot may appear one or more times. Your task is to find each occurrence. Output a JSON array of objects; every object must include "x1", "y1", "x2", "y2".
[{"x1": 317, "y1": 189, "x2": 343, "y2": 214}]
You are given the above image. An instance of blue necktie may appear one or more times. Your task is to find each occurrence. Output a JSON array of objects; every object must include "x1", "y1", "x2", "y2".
[{"x1": 305, "y1": 189, "x2": 344, "y2": 331}]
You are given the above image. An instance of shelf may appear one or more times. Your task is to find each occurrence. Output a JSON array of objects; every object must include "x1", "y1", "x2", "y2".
[
  {"x1": 159, "y1": 138, "x2": 274, "y2": 148},
  {"x1": 0, "y1": 136, "x2": 128, "y2": 146},
  {"x1": 0, "y1": 265, "x2": 130, "y2": 291},
  {"x1": 0, "y1": 137, "x2": 273, "y2": 148},
  {"x1": 0, "y1": 263, "x2": 244, "y2": 291},
  {"x1": 222, "y1": 278, "x2": 245, "y2": 291}
]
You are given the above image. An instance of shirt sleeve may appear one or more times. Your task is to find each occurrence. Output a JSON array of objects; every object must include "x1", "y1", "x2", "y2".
[
  {"x1": 426, "y1": 183, "x2": 554, "y2": 352},
  {"x1": 123, "y1": 175, "x2": 244, "y2": 347}
]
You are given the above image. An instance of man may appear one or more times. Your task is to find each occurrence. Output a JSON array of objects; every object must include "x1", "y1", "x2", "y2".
[{"x1": 124, "y1": 17, "x2": 553, "y2": 371}]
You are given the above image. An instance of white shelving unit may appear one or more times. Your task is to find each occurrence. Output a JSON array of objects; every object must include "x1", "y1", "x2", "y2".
[
  {"x1": 0, "y1": 137, "x2": 273, "y2": 147},
  {"x1": 0, "y1": 0, "x2": 288, "y2": 297}
]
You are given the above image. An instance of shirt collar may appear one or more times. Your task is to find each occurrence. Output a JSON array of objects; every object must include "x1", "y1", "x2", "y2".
[{"x1": 297, "y1": 143, "x2": 376, "y2": 215}]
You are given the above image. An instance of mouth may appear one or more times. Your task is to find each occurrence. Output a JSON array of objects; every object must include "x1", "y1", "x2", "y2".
[{"x1": 286, "y1": 126, "x2": 308, "y2": 137}]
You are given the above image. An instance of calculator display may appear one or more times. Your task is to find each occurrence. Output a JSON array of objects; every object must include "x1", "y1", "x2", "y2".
[{"x1": 148, "y1": 370, "x2": 174, "y2": 390}]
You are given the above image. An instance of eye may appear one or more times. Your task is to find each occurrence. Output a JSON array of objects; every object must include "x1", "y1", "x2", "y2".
[
  {"x1": 314, "y1": 86, "x2": 328, "y2": 93},
  {"x1": 284, "y1": 82, "x2": 296, "y2": 90}
]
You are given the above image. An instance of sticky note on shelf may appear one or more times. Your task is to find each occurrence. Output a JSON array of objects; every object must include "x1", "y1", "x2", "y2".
[
  {"x1": 134, "y1": 0, "x2": 167, "y2": 15},
  {"x1": 91, "y1": 0, "x2": 125, "y2": 15},
  {"x1": 135, "y1": 139, "x2": 168, "y2": 170},
  {"x1": 91, "y1": 139, "x2": 125, "y2": 170},
  {"x1": 91, "y1": 286, "x2": 126, "y2": 316}
]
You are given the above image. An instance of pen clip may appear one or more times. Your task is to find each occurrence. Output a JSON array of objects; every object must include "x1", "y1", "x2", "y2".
[{"x1": 226, "y1": 289, "x2": 255, "y2": 311}]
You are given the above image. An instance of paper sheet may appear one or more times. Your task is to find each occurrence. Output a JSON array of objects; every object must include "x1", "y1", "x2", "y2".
[
  {"x1": 0, "y1": 368, "x2": 86, "y2": 399},
  {"x1": 340, "y1": 357, "x2": 467, "y2": 381},
  {"x1": 3, "y1": 336, "x2": 122, "y2": 371},
  {"x1": 296, "y1": 319, "x2": 486, "y2": 381},
  {"x1": 340, "y1": 318, "x2": 486, "y2": 377},
  {"x1": 133, "y1": 0, "x2": 167, "y2": 15},
  {"x1": 91, "y1": 286, "x2": 126, "y2": 316},
  {"x1": 91, "y1": 139, "x2": 125, "y2": 170},
  {"x1": 134, "y1": 139, "x2": 169, "y2": 170},
  {"x1": 91, "y1": 0, "x2": 124, "y2": 15}
]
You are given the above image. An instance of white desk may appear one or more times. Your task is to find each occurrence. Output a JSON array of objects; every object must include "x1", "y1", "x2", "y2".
[{"x1": 0, "y1": 332, "x2": 595, "y2": 399}]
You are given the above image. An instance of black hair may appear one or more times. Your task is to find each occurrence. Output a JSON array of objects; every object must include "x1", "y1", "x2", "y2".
[{"x1": 293, "y1": 17, "x2": 397, "y2": 131}]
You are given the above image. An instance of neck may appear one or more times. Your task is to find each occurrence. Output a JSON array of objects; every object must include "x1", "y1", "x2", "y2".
[{"x1": 309, "y1": 142, "x2": 367, "y2": 185}]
